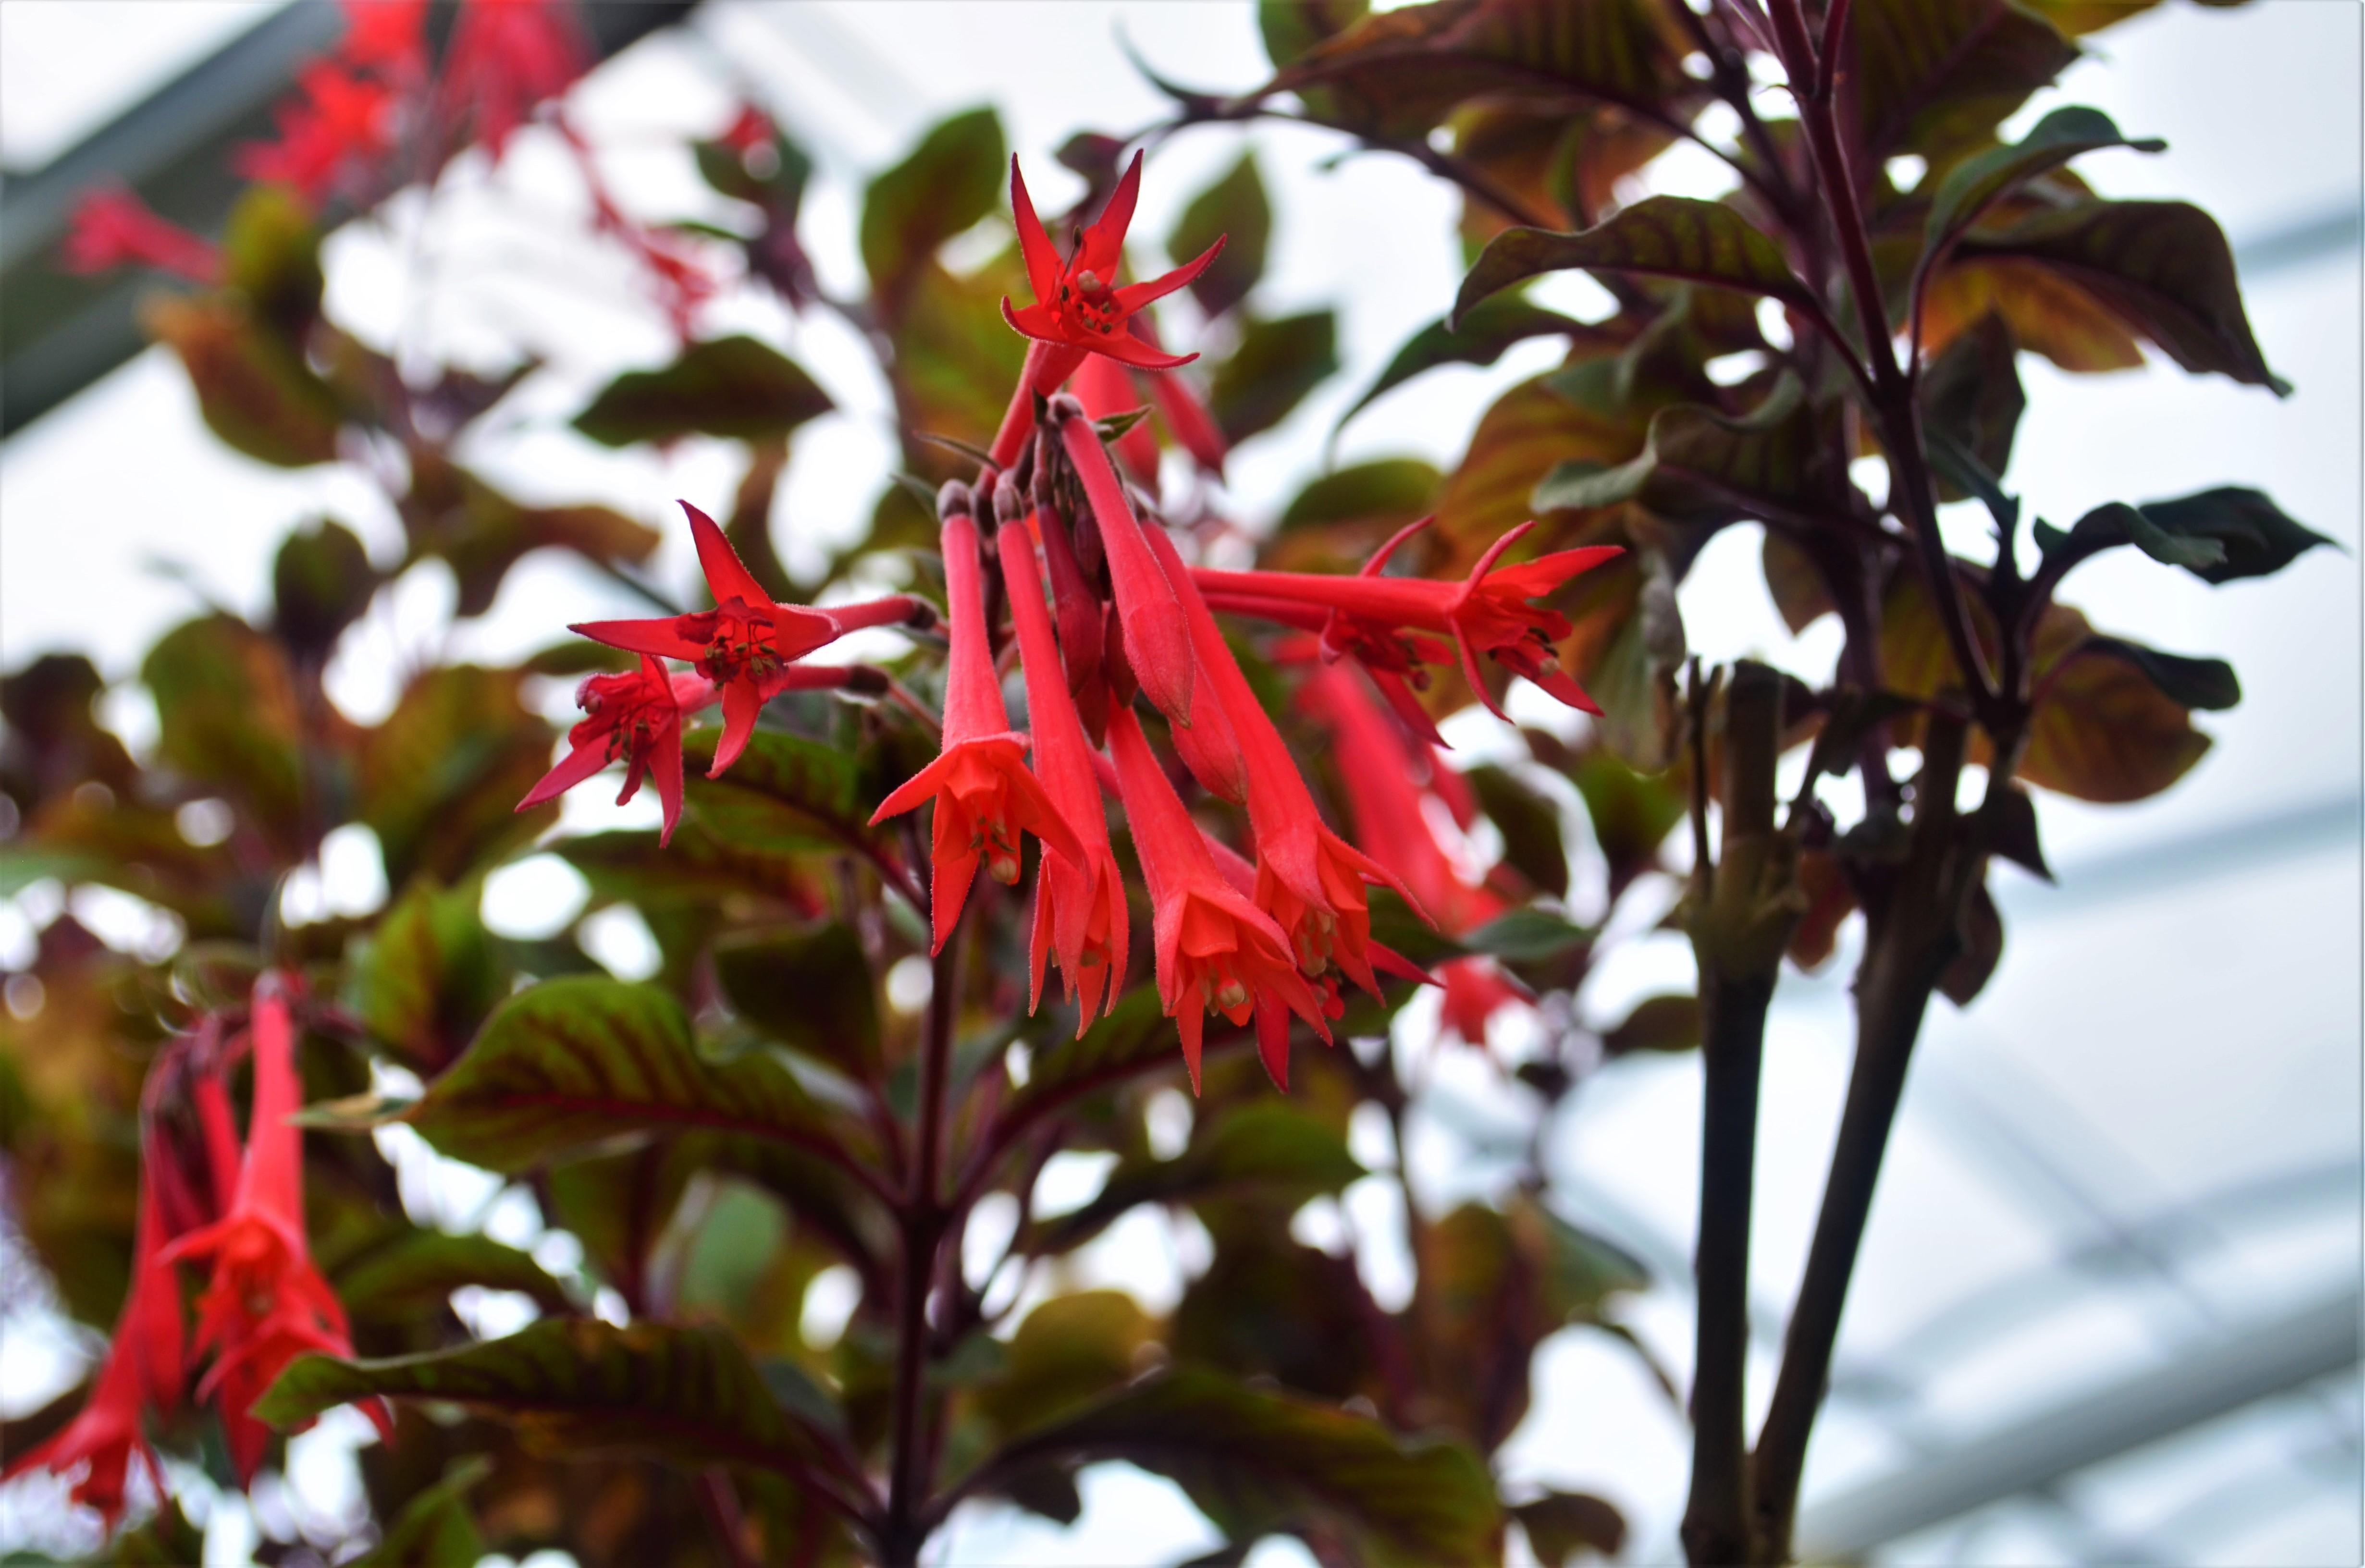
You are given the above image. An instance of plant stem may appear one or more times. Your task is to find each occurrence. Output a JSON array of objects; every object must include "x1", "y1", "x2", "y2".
[
  {"x1": 880, "y1": 922, "x2": 962, "y2": 1568},
  {"x1": 1749, "y1": 711, "x2": 1968, "y2": 1560},
  {"x1": 1680, "y1": 662, "x2": 1790, "y2": 1567}
]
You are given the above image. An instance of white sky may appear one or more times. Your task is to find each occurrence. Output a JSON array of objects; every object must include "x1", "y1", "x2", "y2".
[{"x1": 0, "y1": 2, "x2": 2358, "y2": 1565}]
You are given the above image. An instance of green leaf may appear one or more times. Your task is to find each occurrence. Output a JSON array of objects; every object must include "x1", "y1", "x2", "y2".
[
  {"x1": 1953, "y1": 201, "x2": 2288, "y2": 392},
  {"x1": 999, "y1": 985, "x2": 1185, "y2": 1133},
  {"x1": 358, "y1": 665, "x2": 557, "y2": 887},
  {"x1": 346, "y1": 878, "x2": 503, "y2": 1071},
  {"x1": 348, "y1": 1457, "x2": 490, "y2": 1568},
  {"x1": 109, "y1": 1494, "x2": 208, "y2": 1567},
  {"x1": 680, "y1": 726, "x2": 888, "y2": 860},
  {"x1": 1211, "y1": 310, "x2": 1339, "y2": 444},
  {"x1": 221, "y1": 183, "x2": 324, "y2": 329},
  {"x1": 1515, "y1": 1491, "x2": 1627, "y2": 1565},
  {"x1": 272, "y1": 518, "x2": 378, "y2": 657},
  {"x1": 1258, "y1": 0, "x2": 1367, "y2": 69},
  {"x1": 1938, "y1": 880, "x2": 2005, "y2": 1006},
  {"x1": 1278, "y1": 458, "x2": 1442, "y2": 534},
  {"x1": 1465, "y1": 906, "x2": 1592, "y2": 965},
  {"x1": 141, "y1": 614, "x2": 305, "y2": 849},
  {"x1": 1034, "y1": 1103, "x2": 1364, "y2": 1253},
  {"x1": 861, "y1": 106, "x2": 1007, "y2": 302},
  {"x1": 255, "y1": 1318, "x2": 829, "y2": 1474},
  {"x1": 1563, "y1": 740, "x2": 1686, "y2": 889},
  {"x1": 401, "y1": 976, "x2": 869, "y2": 1175},
  {"x1": 1850, "y1": 0, "x2": 2079, "y2": 165},
  {"x1": 1601, "y1": 992, "x2": 1699, "y2": 1055},
  {"x1": 1466, "y1": 765, "x2": 1569, "y2": 898},
  {"x1": 974, "y1": 1291, "x2": 1157, "y2": 1437},
  {"x1": 1920, "y1": 311, "x2": 2024, "y2": 507},
  {"x1": 2041, "y1": 486, "x2": 2335, "y2": 585},
  {"x1": 1531, "y1": 374, "x2": 1842, "y2": 530},
  {"x1": 1455, "y1": 197, "x2": 1818, "y2": 330},
  {"x1": 572, "y1": 336, "x2": 834, "y2": 447},
  {"x1": 333, "y1": 1228, "x2": 572, "y2": 1325},
  {"x1": 714, "y1": 922, "x2": 882, "y2": 1081},
  {"x1": 975, "y1": 1367, "x2": 1500, "y2": 1568},
  {"x1": 1170, "y1": 153, "x2": 1271, "y2": 318},
  {"x1": 1340, "y1": 295, "x2": 1595, "y2": 432},
  {"x1": 141, "y1": 294, "x2": 341, "y2": 466},
  {"x1": 1437, "y1": 372, "x2": 1644, "y2": 556},
  {"x1": 2081, "y1": 637, "x2": 2240, "y2": 711},
  {"x1": 1924, "y1": 107, "x2": 2164, "y2": 255}
]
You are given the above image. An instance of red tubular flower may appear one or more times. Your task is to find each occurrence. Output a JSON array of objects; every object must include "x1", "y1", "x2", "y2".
[
  {"x1": 163, "y1": 979, "x2": 388, "y2": 1482},
  {"x1": 574, "y1": 502, "x2": 928, "y2": 778},
  {"x1": 234, "y1": 61, "x2": 398, "y2": 198},
  {"x1": 1003, "y1": 151, "x2": 1225, "y2": 373},
  {"x1": 1055, "y1": 400, "x2": 1199, "y2": 729},
  {"x1": 443, "y1": 0, "x2": 588, "y2": 159},
  {"x1": 1140, "y1": 522, "x2": 1425, "y2": 1000},
  {"x1": 1, "y1": 1177, "x2": 182, "y2": 1531},
  {"x1": 1002, "y1": 516, "x2": 1130, "y2": 1029},
  {"x1": 340, "y1": 0, "x2": 429, "y2": 74},
  {"x1": 1107, "y1": 707, "x2": 1329, "y2": 1091},
  {"x1": 1193, "y1": 520, "x2": 1624, "y2": 720},
  {"x1": 59, "y1": 187, "x2": 219, "y2": 282},
  {"x1": 871, "y1": 498, "x2": 1082, "y2": 953},
  {"x1": 516, "y1": 655, "x2": 709, "y2": 844},
  {"x1": 1074, "y1": 351, "x2": 1162, "y2": 486}
]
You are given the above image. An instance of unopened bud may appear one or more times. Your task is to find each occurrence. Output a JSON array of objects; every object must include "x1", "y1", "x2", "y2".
[
  {"x1": 936, "y1": 479, "x2": 973, "y2": 521},
  {"x1": 901, "y1": 598, "x2": 939, "y2": 632},
  {"x1": 993, "y1": 473, "x2": 1026, "y2": 528},
  {"x1": 1045, "y1": 392, "x2": 1086, "y2": 425},
  {"x1": 842, "y1": 664, "x2": 892, "y2": 697}
]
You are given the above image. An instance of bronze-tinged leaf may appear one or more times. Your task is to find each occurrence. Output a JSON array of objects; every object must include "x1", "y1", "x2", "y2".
[
  {"x1": 1340, "y1": 294, "x2": 1610, "y2": 435},
  {"x1": 1938, "y1": 879, "x2": 2005, "y2": 1005},
  {"x1": 1950, "y1": 200, "x2": 2288, "y2": 392},
  {"x1": 141, "y1": 614, "x2": 308, "y2": 852},
  {"x1": 401, "y1": 976, "x2": 871, "y2": 1176},
  {"x1": 347, "y1": 878, "x2": 504, "y2": 1071},
  {"x1": 333, "y1": 1227, "x2": 573, "y2": 1329},
  {"x1": 347, "y1": 1456, "x2": 490, "y2": 1568},
  {"x1": 571, "y1": 336, "x2": 834, "y2": 447},
  {"x1": 2018, "y1": 0, "x2": 2164, "y2": 35},
  {"x1": 1919, "y1": 310, "x2": 2024, "y2": 504},
  {"x1": 357, "y1": 665, "x2": 557, "y2": 887},
  {"x1": 896, "y1": 252, "x2": 1033, "y2": 466},
  {"x1": 1449, "y1": 102, "x2": 1672, "y2": 249},
  {"x1": 1466, "y1": 764, "x2": 1569, "y2": 898},
  {"x1": 1436, "y1": 376, "x2": 1643, "y2": 567},
  {"x1": 680, "y1": 727, "x2": 888, "y2": 863},
  {"x1": 1601, "y1": 992, "x2": 1699, "y2": 1054},
  {"x1": 2037, "y1": 486, "x2": 2335, "y2": 586},
  {"x1": 862, "y1": 106, "x2": 1008, "y2": 307},
  {"x1": 972, "y1": 1367, "x2": 1501, "y2": 1568},
  {"x1": 2017, "y1": 604, "x2": 2211, "y2": 803},
  {"x1": 1455, "y1": 197, "x2": 1821, "y2": 330},
  {"x1": 1787, "y1": 849, "x2": 1856, "y2": 971},
  {"x1": 1169, "y1": 152, "x2": 1271, "y2": 318},
  {"x1": 1210, "y1": 310, "x2": 1340, "y2": 445},
  {"x1": 1515, "y1": 1490, "x2": 1627, "y2": 1565},
  {"x1": 255, "y1": 1318, "x2": 834, "y2": 1476},
  {"x1": 1033, "y1": 1102, "x2": 1364, "y2": 1255},
  {"x1": 1761, "y1": 529, "x2": 1835, "y2": 634},
  {"x1": 1847, "y1": 0, "x2": 2078, "y2": 166},
  {"x1": 0, "y1": 654, "x2": 138, "y2": 811},
  {"x1": 142, "y1": 293, "x2": 341, "y2": 466},
  {"x1": 272, "y1": 518, "x2": 378, "y2": 659},
  {"x1": 1920, "y1": 255, "x2": 2144, "y2": 373},
  {"x1": 1273, "y1": 0, "x2": 1693, "y2": 144},
  {"x1": 1258, "y1": 0, "x2": 1369, "y2": 69},
  {"x1": 1922, "y1": 107, "x2": 2164, "y2": 257}
]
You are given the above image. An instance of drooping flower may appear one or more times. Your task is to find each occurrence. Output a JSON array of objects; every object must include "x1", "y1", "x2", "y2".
[
  {"x1": 1003, "y1": 151, "x2": 1226, "y2": 373},
  {"x1": 442, "y1": 0, "x2": 588, "y2": 160},
  {"x1": 1140, "y1": 519, "x2": 1426, "y2": 1001},
  {"x1": 574, "y1": 502, "x2": 931, "y2": 778},
  {"x1": 1054, "y1": 397, "x2": 1199, "y2": 732},
  {"x1": 872, "y1": 490, "x2": 1082, "y2": 952},
  {"x1": 0, "y1": 1174, "x2": 183, "y2": 1531},
  {"x1": 1107, "y1": 707, "x2": 1329, "y2": 1091},
  {"x1": 163, "y1": 978, "x2": 388, "y2": 1482},
  {"x1": 1074, "y1": 350, "x2": 1162, "y2": 486},
  {"x1": 1300, "y1": 661, "x2": 1530, "y2": 1049},
  {"x1": 58, "y1": 187, "x2": 220, "y2": 282},
  {"x1": 339, "y1": 0, "x2": 429, "y2": 75},
  {"x1": 1000, "y1": 507, "x2": 1129, "y2": 1029},
  {"x1": 1193, "y1": 520, "x2": 1624, "y2": 719},
  {"x1": 517, "y1": 656, "x2": 707, "y2": 844}
]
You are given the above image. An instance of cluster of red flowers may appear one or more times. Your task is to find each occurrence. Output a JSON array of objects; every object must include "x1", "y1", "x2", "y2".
[
  {"x1": 3, "y1": 979, "x2": 386, "y2": 1526},
  {"x1": 524, "y1": 152, "x2": 1615, "y2": 1085}
]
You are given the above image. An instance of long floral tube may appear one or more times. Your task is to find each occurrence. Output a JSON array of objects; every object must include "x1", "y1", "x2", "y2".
[{"x1": 1052, "y1": 397, "x2": 1199, "y2": 727}]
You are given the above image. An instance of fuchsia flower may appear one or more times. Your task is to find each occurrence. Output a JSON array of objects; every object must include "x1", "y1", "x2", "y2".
[
  {"x1": 1194, "y1": 519, "x2": 1624, "y2": 720},
  {"x1": 1055, "y1": 399, "x2": 1201, "y2": 732},
  {"x1": 517, "y1": 655, "x2": 711, "y2": 845},
  {"x1": 1107, "y1": 707, "x2": 1329, "y2": 1092},
  {"x1": 164, "y1": 979, "x2": 390, "y2": 1482},
  {"x1": 59, "y1": 187, "x2": 220, "y2": 282},
  {"x1": 0, "y1": 1176, "x2": 182, "y2": 1530},
  {"x1": 339, "y1": 0, "x2": 429, "y2": 75},
  {"x1": 574, "y1": 502, "x2": 929, "y2": 778},
  {"x1": 1004, "y1": 151, "x2": 1225, "y2": 373},
  {"x1": 872, "y1": 491, "x2": 1082, "y2": 953},
  {"x1": 443, "y1": 0, "x2": 588, "y2": 159},
  {"x1": 1001, "y1": 508, "x2": 1130, "y2": 1030},
  {"x1": 1139, "y1": 522, "x2": 1427, "y2": 1002},
  {"x1": 235, "y1": 60, "x2": 400, "y2": 198}
]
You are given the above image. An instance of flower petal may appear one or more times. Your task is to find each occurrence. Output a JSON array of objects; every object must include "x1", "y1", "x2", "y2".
[
  {"x1": 711, "y1": 681, "x2": 764, "y2": 777},
  {"x1": 682, "y1": 500, "x2": 773, "y2": 611},
  {"x1": 1075, "y1": 150, "x2": 1143, "y2": 280},
  {"x1": 517, "y1": 740, "x2": 611, "y2": 811},
  {"x1": 1109, "y1": 235, "x2": 1225, "y2": 316},
  {"x1": 1010, "y1": 156, "x2": 1064, "y2": 306}
]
